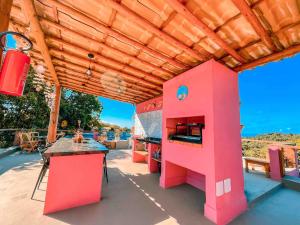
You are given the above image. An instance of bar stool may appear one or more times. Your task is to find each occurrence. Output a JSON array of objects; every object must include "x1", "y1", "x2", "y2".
[{"x1": 31, "y1": 144, "x2": 51, "y2": 199}]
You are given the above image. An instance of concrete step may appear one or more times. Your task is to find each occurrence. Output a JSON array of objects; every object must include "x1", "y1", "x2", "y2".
[
  {"x1": 283, "y1": 176, "x2": 300, "y2": 192},
  {"x1": 0, "y1": 146, "x2": 20, "y2": 159},
  {"x1": 247, "y1": 183, "x2": 283, "y2": 208}
]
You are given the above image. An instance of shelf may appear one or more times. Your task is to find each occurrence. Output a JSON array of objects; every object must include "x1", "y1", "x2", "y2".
[
  {"x1": 168, "y1": 140, "x2": 203, "y2": 147},
  {"x1": 134, "y1": 150, "x2": 148, "y2": 156},
  {"x1": 152, "y1": 157, "x2": 161, "y2": 163}
]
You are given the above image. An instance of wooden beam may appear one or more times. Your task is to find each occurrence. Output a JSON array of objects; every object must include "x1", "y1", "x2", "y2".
[
  {"x1": 0, "y1": 0, "x2": 13, "y2": 62},
  {"x1": 46, "y1": 36, "x2": 166, "y2": 84},
  {"x1": 47, "y1": 85, "x2": 61, "y2": 143},
  {"x1": 231, "y1": 0, "x2": 278, "y2": 52},
  {"x1": 63, "y1": 86, "x2": 136, "y2": 104},
  {"x1": 59, "y1": 80, "x2": 145, "y2": 103},
  {"x1": 49, "y1": 49, "x2": 163, "y2": 91},
  {"x1": 43, "y1": 0, "x2": 188, "y2": 70},
  {"x1": 21, "y1": 0, "x2": 59, "y2": 85},
  {"x1": 60, "y1": 81, "x2": 137, "y2": 103},
  {"x1": 52, "y1": 58, "x2": 161, "y2": 96},
  {"x1": 40, "y1": 18, "x2": 175, "y2": 78},
  {"x1": 62, "y1": 84, "x2": 135, "y2": 103},
  {"x1": 57, "y1": 72, "x2": 149, "y2": 101},
  {"x1": 234, "y1": 44, "x2": 300, "y2": 71},
  {"x1": 165, "y1": 0, "x2": 246, "y2": 63},
  {"x1": 104, "y1": 0, "x2": 209, "y2": 61},
  {"x1": 55, "y1": 68, "x2": 155, "y2": 98}
]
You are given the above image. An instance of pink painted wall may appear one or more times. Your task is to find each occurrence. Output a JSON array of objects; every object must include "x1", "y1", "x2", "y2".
[
  {"x1": 160, "y1": 59, "x2": 247, "y2": 225},
  {"x1": 44, "y1": 154, "x2": 104, "y2": 214},
  {"x1": 133, "y1": 96, "x2": 163, "y2": 163},
  {"x1": 136, "y1": 95, "x2": 163, "y2": 114}
]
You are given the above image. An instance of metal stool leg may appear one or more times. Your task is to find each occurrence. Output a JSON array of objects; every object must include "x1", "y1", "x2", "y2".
[
  {"x1": 31, "y1": 165, "x2": 46, "y2": 199},
  {"x1": 104, "y1": 154, "x2": 108, "y2": 183},
  {"x1": 38, "y1": 165, "x2": 48, "y2": 189}
]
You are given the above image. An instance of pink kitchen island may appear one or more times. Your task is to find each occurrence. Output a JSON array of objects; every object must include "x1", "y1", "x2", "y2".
[{"x1": 43, "y1": 137, "x2": 108, "y2": 214}]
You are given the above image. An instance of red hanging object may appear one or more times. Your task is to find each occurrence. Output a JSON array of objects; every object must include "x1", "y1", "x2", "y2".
[
  {"x1": 0, "y1": 31, "x2": 32, "y2": 96},
  {"x1": 0, "y1": 50, "x2": 30, "y2": 96}
]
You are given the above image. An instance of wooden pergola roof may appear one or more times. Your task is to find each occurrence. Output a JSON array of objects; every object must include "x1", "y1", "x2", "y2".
[{"x1": 8, "y1": 0, "x2": 300, "y2": 103}]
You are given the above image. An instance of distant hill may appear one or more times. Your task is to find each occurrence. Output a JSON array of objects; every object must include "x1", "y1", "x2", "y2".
[
  {"x1": 248, "y1": 133, "x2": 300, "y2": 143},
  {"x1": 242, "y1": 133, "x2": 300, "y2": 159},
  {"x1": 98, "y1": 121, "x2": 130, "y2": 133}
]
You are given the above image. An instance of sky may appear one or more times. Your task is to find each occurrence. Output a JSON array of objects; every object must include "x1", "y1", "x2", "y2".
[
  {"x1": 98, "y1": 97, "x2": 135, "y2": 128},
  {"x1": 99, "y1": 54, "x2": 300, "y2": 137}
]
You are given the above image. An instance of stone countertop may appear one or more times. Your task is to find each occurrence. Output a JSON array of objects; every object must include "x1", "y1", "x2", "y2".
[{"x1": 44, "y1": 137, "x2": 108, "y2": 157}]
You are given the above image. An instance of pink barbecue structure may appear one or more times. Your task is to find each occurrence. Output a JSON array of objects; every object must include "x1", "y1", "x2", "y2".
[{"x1": 133, "y1": 59, "x2": 247, "y2": 225}]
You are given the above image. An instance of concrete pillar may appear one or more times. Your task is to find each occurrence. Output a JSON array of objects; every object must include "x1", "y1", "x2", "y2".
[{"x1": 268, "y1": 145, "x2": 284, "y2": 180}]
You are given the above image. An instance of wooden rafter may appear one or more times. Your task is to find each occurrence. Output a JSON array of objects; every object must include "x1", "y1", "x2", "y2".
[
  {"x1": 41, "y1": 0, "x2": 188, "y2": 70},
  {"x1": 64, "y1": 86, "x2": 136, "y2": 104},
  {"x1": 104, "y1": 0, "x2": 209, "y2": 62},
  {"x1": 231, "y1": 0, "x2": 278, "y2": 52},
  {"x1": 21, "y1": 0, "x2": 59, "y2": 85},
  {"x1": 51, "y1": 58, "x2": 161, "y2": 96},
  {"x1": 57, "y1": 73, "x2": 149, "y2": 101},
  {"x1": 55, "y1": 68, "x2": 154, "y2": 99},
  {"x1": 40, "y1": 18, "x2": 175, "y2": 78},
  {"x1": 57, "y1": 73, "x2": 147, "y2": 102},
  {"x1": 49, "y1": 49, "x2": 163, "y2": 91},
  {"x1": 234, "y1": 44, "x2": 300, "y2": 71},
  {"x1": 57, "y1": 71, "x2": 155, "y2": 99},
  {"x1": 9, "y1": 16, "x2": 163, "y2": 94},
  {"x1": 60, "y1": 81, "x2": 137, "y2": 103},
  {"x1": 46, "y1": 36, "x2": 166, "y2": 84},
  {"x1": 0, "y1": 0, "x2": 13, "y2": 62},
  {"x1": 165, "y1": 0, "x2": 246, "y2": 63}
]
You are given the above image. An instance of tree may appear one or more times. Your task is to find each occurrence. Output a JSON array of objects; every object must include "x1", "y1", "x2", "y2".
[
  {"x1": 0, "y1": 67, "x2": 50, "y2": 129},
  {"x1": 0, "y1": 66, "x2": 103, "y2": 130},
  {"x1": 59, "y1": 90, "x2": 103, "y2": 130}
]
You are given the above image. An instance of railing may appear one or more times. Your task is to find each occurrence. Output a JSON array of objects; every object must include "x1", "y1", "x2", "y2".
[{"x1": 0, "y1": 128, "x2": 75, "y2": 148}]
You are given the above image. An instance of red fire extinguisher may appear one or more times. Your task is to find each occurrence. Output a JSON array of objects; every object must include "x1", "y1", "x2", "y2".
[{"x1": 0, "y1": 31, "x2": 32, "y2": 96}]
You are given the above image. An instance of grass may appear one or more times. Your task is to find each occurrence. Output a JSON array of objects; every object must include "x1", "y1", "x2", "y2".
[{"x1": 242, "y1": 133, "x2": 300, "y2": 159}]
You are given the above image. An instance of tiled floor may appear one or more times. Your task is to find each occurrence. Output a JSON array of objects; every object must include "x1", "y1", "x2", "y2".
[{"x1": 0, "y1": 150, "x2": 300, "y2": 225}]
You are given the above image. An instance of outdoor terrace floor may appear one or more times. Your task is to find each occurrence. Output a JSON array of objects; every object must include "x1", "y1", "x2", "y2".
[{"x1": 1, "y1": 150, "x2": 300, "y2": 225}]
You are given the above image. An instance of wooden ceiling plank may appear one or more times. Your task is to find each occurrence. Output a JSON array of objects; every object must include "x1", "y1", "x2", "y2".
[
  {"x1": 60, "y1": 81, "x2": 137, "y2": 103},
  {"x1": 56, "y1": 69, "x2": 153, "y2": 99},
  {"x1": 58, "y1": 74, "x2": 147, "y2": 101},
  {"x1": 234, "y1": 44, "x2": 300, "y2": 71},
  {"x1": 52, "y1": 58, "x2": 160, "y2": 96},
  {"x1": 59, "y1": 80, "x2": 146, "y2": 102},
  {"x1": 46, "y1": 36, "x2": 166, "y2": 83},
  {"x1": 62, "y1": 83, "x2": 133, "y2": 102},
  {"x1": 56, "y1": 70, "x2": 154, "y2": 99},
  {"x1": 0, "y1": 0, "x2": 13, "y2": 62},
  {"x1": 231, "y1": 0, "x2": 278, "y2": 52},
  {"x1": 165, "y1": 0, "x2": 246, "y2": 63},
  {"x1": 21, "y1": 0, "x2": 59, "y2": 85},
  {"x1": 37, "y1": 19, "x2": 175, "y2": 78},
  {"x1": 104, "y1": 0, "x2": 208, "y2": 61},
  {"x1": 42, "y1": 0, "x2": 188, "y2": 70},
  {"x1": 10, "y1": 17, "x2": 162, "y2": 95},
  {"x1": 49, "y1": 48, "x2": 163, "y2": 91}
]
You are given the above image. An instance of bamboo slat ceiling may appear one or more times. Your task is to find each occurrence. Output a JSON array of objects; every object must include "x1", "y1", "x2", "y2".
[{"x1": 8, "y1": 0, "x2": 300, "y2": 103}]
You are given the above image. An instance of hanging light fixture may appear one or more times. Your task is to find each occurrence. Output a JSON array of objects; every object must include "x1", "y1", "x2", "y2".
[{"x1": 86, "y1": 53, "x2": 94, "y2": 76}]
